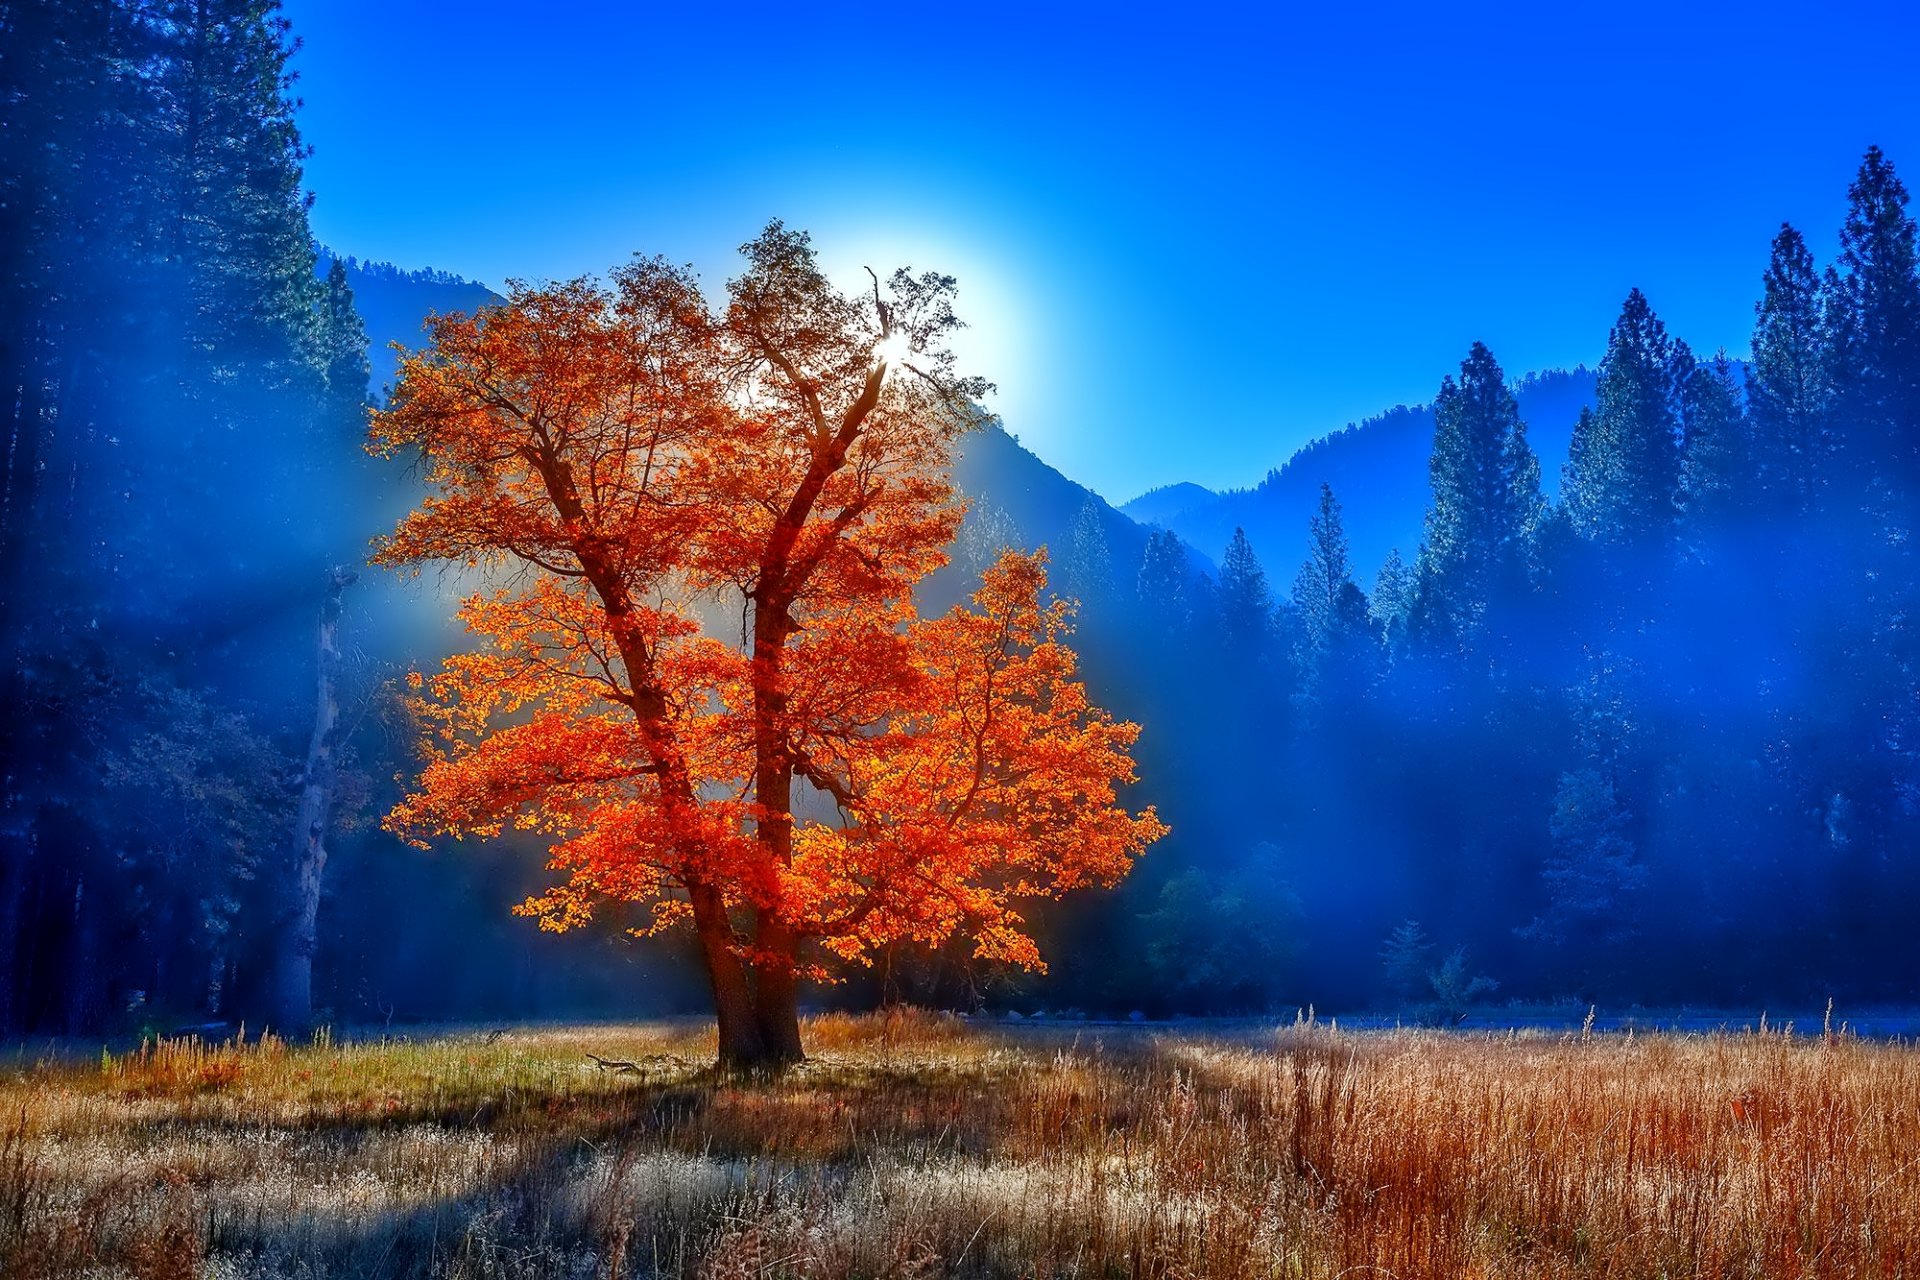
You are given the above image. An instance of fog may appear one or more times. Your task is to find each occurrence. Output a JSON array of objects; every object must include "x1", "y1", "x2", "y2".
[{"x1": 5, "y1": 4, "x2": 1920, "y2": 1038}]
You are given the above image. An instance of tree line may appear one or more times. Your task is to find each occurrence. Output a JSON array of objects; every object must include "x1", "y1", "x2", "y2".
[
  {"x1": 7, "y1": 0, "x2": 1917, "y2": 1035},
  {"x1": 0, "y1": 1, "x2": 1161, "y2": 1047},
  {"x1": 1017, "y1": 146, "x2": 1920, "y2": 1014},
  {"x1": 0, "y1": 0, "x2": 381, "y2": 1035}
]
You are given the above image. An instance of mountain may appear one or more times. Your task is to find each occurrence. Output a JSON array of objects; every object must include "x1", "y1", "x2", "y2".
[
  {"x1": 949, "y1": 423, "x2": 1192, "y2": 587},
  {"x1": 1123, "y1": 367, "x2": 1598, "y2": 583},
  {"x1": 335, "y1": 260, "x2": 1195, "y2": 598},
  {"x1": 1121, "y1": 481, "x2": 1218, "y2": 530},
  {"x1": 318, "y1": 252, "x2": 502, "y2": 396},
  {"x1": 332, "y1": 259, "x2": 1604, "y2": 602}
]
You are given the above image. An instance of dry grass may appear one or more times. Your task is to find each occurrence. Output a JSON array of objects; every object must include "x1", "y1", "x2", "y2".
[{"x1": 2, "y1": 1011, "x2": 1917, "y2": 1277}]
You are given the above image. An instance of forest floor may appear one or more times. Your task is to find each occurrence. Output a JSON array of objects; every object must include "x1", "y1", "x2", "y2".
[{"x1": 3, "y1": 1011, "x2": 1918, "y2": 1279}]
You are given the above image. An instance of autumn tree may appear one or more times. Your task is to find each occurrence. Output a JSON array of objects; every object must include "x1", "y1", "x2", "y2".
[{"x1": 372, "y1": 227, "x2": 1163, "y2": 1068}]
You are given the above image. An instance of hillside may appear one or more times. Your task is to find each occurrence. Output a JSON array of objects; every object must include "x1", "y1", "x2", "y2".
[
  {"x1": 318, "y1": 252, "x2": 502, "y2": 396},
  {"x1": 1124, "y1": 367, "x2": 1598, "y2": 583},
  {"x1": 1120, "y1": 480, "x2": 1219, "y2": 530},
  {"x1": 330, "y1": 258, "x2": 1619, "y2": 607},
  {"x1": 337, "y1": 262, "x2": 1197, "y2": 599},
  {"x1": 333, "y1": 259, "x2": 1617, "y2": 603},
  {"x1": 947, "y1": 422, "x2": 1193, "y2": 588}
]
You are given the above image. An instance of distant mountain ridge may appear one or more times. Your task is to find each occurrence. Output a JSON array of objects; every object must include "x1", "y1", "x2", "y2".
[
  {"x1": 949, "y1": 422, "x2": 1205, "y2": 589},
  {"x1": 1120, "y1": 482, "x2": 1218, "y2": 531},
  {"x1": 335, "y1": 258, "x2": 1195, "y2": 596},
  {"x1": 318, "y1": 251, "x2": 503, "y2": 396},
  {"x1": 1122, "y1": 367, "x2": 1599, "y2": 583},
  {"x1": 332, "y1": 257, "x2": 1610, "y2": 598}
]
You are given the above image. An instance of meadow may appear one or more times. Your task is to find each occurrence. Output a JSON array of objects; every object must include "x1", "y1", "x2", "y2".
[{"x1": 2, "y1": 1011, "x2": 1917, "y2": 1278}]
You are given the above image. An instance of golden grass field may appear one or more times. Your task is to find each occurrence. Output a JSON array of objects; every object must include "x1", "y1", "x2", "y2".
[{"x1": 2, "y1": 1011, "x2": 1917, "y2": 1278}]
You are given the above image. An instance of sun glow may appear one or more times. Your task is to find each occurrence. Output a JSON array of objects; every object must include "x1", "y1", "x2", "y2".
[{"x1": 873, "y1": 330, "x2": 913, "y2": 369}]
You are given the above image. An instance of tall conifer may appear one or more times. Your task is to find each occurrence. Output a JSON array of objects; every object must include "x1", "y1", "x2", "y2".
[
  {"x1": 1749, "y1": 224, "x2": 1828, "y2": 512},
  {"x1": 1137, "y1": 527, "x2": 1193, "y2": 634},
  {"x1": 1217, "y1": 526, "x2": 1274, "y2": 660},
  {"x1": 1824, "y1": 146, "x2": 1920, "y2": 488},
  {"x1": 1293, "y1": 484, "x2": 1356, "y2": 653},
  {"x1": 1415, "y1": 341, "x2": 1543, "y2": 647},
  {"x1": 1563, "y1": 289, "x2": 1681, "y2": 545},
  {"x1": 1677, "y1": 345, "x2": 1750, "y2": 527}
]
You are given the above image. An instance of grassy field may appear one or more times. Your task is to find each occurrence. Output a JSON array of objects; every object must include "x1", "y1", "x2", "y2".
[{"x1": 3, "y1": 1012, "x2": 1918, "y2": 1278}]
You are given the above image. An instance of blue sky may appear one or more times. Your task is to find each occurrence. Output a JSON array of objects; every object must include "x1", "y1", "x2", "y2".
[{"x1": 286, "y1": 0, "x2": 1920, "y2": 502}]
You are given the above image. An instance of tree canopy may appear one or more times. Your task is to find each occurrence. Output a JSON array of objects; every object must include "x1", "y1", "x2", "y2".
[{"x1": 372, "y1": 228, "x2": 1164, "y2": 1066}]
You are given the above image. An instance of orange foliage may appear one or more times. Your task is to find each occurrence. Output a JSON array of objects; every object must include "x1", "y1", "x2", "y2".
[{"x1": 370, "y1": 225, "x2": 1163, "y2": 1056}]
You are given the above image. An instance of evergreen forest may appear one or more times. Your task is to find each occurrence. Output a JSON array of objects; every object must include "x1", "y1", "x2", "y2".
[{"x1": 7, "y1": 0, "x2": 1920, "y2": 1040}]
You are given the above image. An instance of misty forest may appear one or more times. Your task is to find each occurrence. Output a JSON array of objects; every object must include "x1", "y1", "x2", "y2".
[
  {"x1": 9, "y1": 2, "x2": 1920, "y2": 1048},
  {"x1": 21, "y1": 3, "x2": 1920, "y2": 1277}
]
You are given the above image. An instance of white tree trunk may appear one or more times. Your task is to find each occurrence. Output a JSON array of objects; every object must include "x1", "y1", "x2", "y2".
[{"x1": 271, "y1": 565, "x2": 354, "y2": 1036}]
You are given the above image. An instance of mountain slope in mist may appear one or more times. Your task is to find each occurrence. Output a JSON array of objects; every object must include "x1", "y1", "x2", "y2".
[
  {"x1": 1125, "y1": 368, "x2": 1598, "y2": 583},
  {"x1": 339, "y1": 262, "x2": 1199, "y2": 599},
  {"x1": 951, "y1": 423, "x2": 1188, "y2": 581},
  {"x1": 319, "y1": 252, "x2": 502, "y2": 396},
  {"x1": 1121, "y1": 481, "x2": 1219, "y2": 530}
]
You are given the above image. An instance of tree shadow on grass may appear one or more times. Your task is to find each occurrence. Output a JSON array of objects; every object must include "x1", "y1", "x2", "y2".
[{"x1": 62, "y1": 1063, "x2": 1033, "y2": 1277}]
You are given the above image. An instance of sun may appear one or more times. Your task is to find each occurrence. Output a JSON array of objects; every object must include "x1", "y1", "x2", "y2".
[{"x1": 873, "y1": 330, "x2": 914, "y2": 369}]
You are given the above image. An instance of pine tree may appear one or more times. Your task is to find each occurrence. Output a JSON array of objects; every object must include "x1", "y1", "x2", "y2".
[
  {"x1": 955, "y1": 500, "x2": 1020, "y2": 579},
  {"x1": 1378, "y1": 919, "x2": 1432, "y2": 1001},
  {"x1": 1061, "y1": 495, "x2": 1115, "y2": 615},
  {"x1": 1216, "y1": 526, "x2": 1274, "y2": 661},
  {"x1": 1677, "y1": 345, "x2": 1750, "y2": 528},
  {"x1": 1414, "y1": 341, "x2": 1543, "y2": 647},
  {"x1": 0, "y1": 0, "x2": 353, "y2": 1034},
  {"x1": 1292, "y1": 484, "x2": 1373, "y2": 702},
  {"x1": 1522, "y1": 769, "x2": 1646, "y2": 964},
  {"x1": 1369, "y1": 548, "x2": 1413, "y2": 653},
  {"x1": 1561, "y1": 406, "x2": 1605, "y2": 537},
  {"x1": 1823, "y1": 146, "x2": 1920, "y2": 490},
  {"x1": 0, "y1": 0, "x2": 156, "y2": 629},
  {"x1": 1749, "y1": 223, "x2": 1828, "y2": 513},
  {"x1": 157, "y1": 0, "x2": 324, "y2": 378},
  {"x1": 1293, "y1": 483, "x2": 1355, "y2": 657},
  {"x1": 0, "y1": 0, "x2": 184, "y2": 1035},
  {"x1": 1819, "y1": 150, "x2": 1920, "y2": 879},
  {"x1": 141, "y1": 0, "x2": 352, "y2": 643},
  {"x1": 1563, "y1": 289, "x2": 1682, "y2": 545},
  {"x1": 317, "y1": 256, "x2": 371, "y2": 426},
  {"x1": 1136, "y1": 527, "x2": 1193, "y2": 635}
]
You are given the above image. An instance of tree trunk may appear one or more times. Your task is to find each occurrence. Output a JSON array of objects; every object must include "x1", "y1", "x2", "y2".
[
  {"x1": 0, "y1": 331, "x2": 47, "y2": 1038},
  {"x1": 744, "y1": 601, "x2": 807, "y2": 1069},
  {"x1": 0, "y1": 834, "x2": 22, "y2": 1033},
  {"x1": 751, "y1": 916, "x2": 806, "y2": 1067},
  {"x1": 689, "y1": 882, "x2": 764, "y2": 1069},
  {"x1": 63, "y1": 870, "x2": 97, "y2": 1036},
  {"x1": 269, "y1": 566, "x2": 353, "y2": 1037}
]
